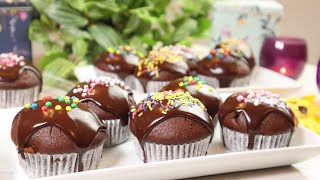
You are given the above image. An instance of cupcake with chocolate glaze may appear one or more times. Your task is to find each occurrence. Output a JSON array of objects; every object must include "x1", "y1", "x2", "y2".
[
  {"x1": 94, "y1": 46, "x2": 144, "y2": 88},
  {"x1": 130, "y1": 90, "x2": 214, "y2": 163},
  {"x1": 135, "y1": 48, "x2": 190, "y2": 92},
  {"x1": 11, "y1": 96, "x2": 106, "y2": 178},
  {"x1": 161, "y1": 45, "x2": 199, "y2": 73},
  {"x1": 0, "y1": 52, "x2": 42, "y2": 108},
  {"x1": 67, "y1": 76, "x2": 135, "y2": 147},
  {"x1": 197, "y1": 39, "x2": 255, "y2": 88},
  {"x1": 160, "y1": 76, "x2": 221, "y2": 121},
  {"x1": 218, "y1": 90, "x2": 297, "y2": 151}
]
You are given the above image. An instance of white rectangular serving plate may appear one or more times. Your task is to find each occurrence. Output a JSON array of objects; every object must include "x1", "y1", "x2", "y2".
[
  {"x1": 1, "y1": 106, "x2": 320, "y2": 180},
  {"x1": 74, "y1": 65, "x2": 302, "y2": 93}
]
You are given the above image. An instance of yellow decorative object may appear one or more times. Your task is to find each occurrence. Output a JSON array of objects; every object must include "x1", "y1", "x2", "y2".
[{"x1": 286, "y1": 95, "x2": 320, "y2": 134}]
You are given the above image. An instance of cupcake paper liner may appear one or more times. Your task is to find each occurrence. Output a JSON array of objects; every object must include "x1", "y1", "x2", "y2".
[
  {"x1": 124, "y1": 75, "x2": 145, "y2": 94},
  {"x1": 196, "y1": 75, "x2": 220, "y2": 88},
  {"x1": 104, "y1": 119, "x2": 130, "y2": 147},
  {"x1": 18, "y1": 144, "x2": 104, "y2": 178},
  {"x1": 94, "y1": 67, "x2": 121, "y2": 80},
  {"x1": 0, "y1": 85, "x2": 40, "y2": 108},
  {"x1": 145, "y1": 80, "x2": 171, "y2": 93},
  {"x1": 221, "y1": 126, "x2": 292, "y2": 152},
  {"x1": 133, "y1": 136, "x2": 212, "y2": 163}
]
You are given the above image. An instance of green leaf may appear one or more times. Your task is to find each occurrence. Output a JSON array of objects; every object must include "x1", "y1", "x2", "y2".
[
  {"x1": 28, "y1": 20, "x2": 49, "y2": 42},
  {"x1": 170, "y1": 19, "x2": 197, "y2": 43},
  {"x1": 39, "y1": 52, "x2": 68, "y2": 70},
  {"x1": 46, "y1": 2, "x2": 88, "y2": 27},
  {"x1": 67, "y1": 0, "x2": 85, "y2": 12},
  {"x1": 129, "y1": 6, "x2": 158, "y2": 23},
  {"x1": 43, "y1": 58, "x2": 75, "y2": 87},
  {"x1": 30, "y1": 0, "x2": 52, "y2": 13},
  {"x1": 123, "y1": 16, "x2": 140, "y2": 35},
  {"x1": 84, "y1": 0, "x2": 120, "y2": 20},
  {"x1": 62, "y1": 26, "x2": 92, "y2": 43},
  {"x1": 72, "y1": 39, "x2": 87, "y2": 59},
  {"x1": 88, "y1": 24, "x2": 122, "y2": 49}
]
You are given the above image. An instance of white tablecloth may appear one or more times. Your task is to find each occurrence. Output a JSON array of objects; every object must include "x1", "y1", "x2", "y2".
[{"x1": 193, "y1": 64, "x2": 319, "y2": 180}]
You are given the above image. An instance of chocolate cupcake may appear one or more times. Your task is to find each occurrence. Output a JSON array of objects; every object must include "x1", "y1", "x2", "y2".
[
  {"x1": 94, "y1": 46, "x2": 144, "y2": 90},
  {"x1": 67, "y1": 76, "x2": 135, "y2": 147},
  {"x1": 135, "y1": 48, "x2": 190, "y2": 92},
  {"x1": 0, "y1": 52, "x2": 42, "y2": 108},
  {"x1": 161, "y1": 45, "x2": 199, "y2": 73},
  {"x1": 218, "y1": 90, "x2": 297, "y2": 151},
  {"x1": 197, "y1": 39, "x2": 255, "y2": 88},
  {"x1": 160, "y1": 76, "x2": 221, "y2": 121},
  {"x1": 130, "y1": 90, "x2": 214, "y2": 163},
  {"x1": 11, "y1": 96, "x2": 106, "y2": 178}
]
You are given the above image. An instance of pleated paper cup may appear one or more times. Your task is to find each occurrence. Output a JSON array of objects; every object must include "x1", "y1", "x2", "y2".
[
  {"x1": 197, "y1": 74, "x2": 252, "y2": 88},
  {"x1": 18, "y1": 144, "x2": 104, "y2": 178},
  {"x1": 133, "y1": 136, "x2": 212, "y2": 163},
  {"x1": 0, "y1": 85, "x2": 40, "y2": 108},
  {"x1": 94, "y1": 67, "x2": 121, "y2": 80},
  {"x1": 124, "y1": 75, "x2": 144, "y2": 94},
  {"x1": 145, "y1": 80, "x2": 171, "y2": 93},
  {"x1": 104, "y1": 119, "x2": 130, "y2": 147},
  {"x1": 221, "y1": 126, "x2": 292, "y2": 152}
]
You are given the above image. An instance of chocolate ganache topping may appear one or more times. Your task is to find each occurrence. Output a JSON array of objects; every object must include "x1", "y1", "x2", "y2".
[
  {"x1": 95, "y1": 46, "x2": 145, "y2": 75},
  {"x1": 11, "y1": 96, "x2": 106, "y2": 155},
  {"x1": 197, "y1": 39, "x2": 254, "y2": 87},
  {"x1": 218, "y1": 90, "x2": 297, "y2": 149},
  {"x1": 160, "y1": 76, "x2": 221, "y2": 118},
  {"x1": 136, "y1": 48, "x2": 190, "y2": 81},
  {"x1": 130, "y1": 90, "x2": 214, "y2": 156},
  {"x1": 0, "y1": 53, "x2": 42, "y2": 87},
  {"x1": 67, "y1": 76, "x2": 134, "y2": 126}
]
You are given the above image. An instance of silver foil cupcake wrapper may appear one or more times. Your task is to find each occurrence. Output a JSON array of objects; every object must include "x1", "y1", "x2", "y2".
[
  {"x1": 146, "y1": 80, "x2": 170, "y2": 93},
  {"x1": 18, "y1": 145, "x2": 104, "y2": 178},
  {"x1": 104, "y1": 119, "x2": 130, "y2": 147},
  {"x1": 221, "y1": 126, "x2": 292, "y2": 151},
  {"x1": 124, "y1": 75, "x2": 144, "y2": 94},
  {"x1": 0, "y1": 85, "x2": 40, "y2": 108},
  {"x1": 133, "y1": 136, "x2": 211, "y2": 163},
  {"x1": 94, "y1": 68, "x2": 121, "y2": 80}
]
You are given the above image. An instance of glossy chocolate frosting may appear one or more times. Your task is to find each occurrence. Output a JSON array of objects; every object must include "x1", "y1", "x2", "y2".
[
  {"x1": 95, "y1": 46, "x2": 144, "y2": 76},
  {"x1": 11, "y1": 97, "x2": 106, "y2": 155},
  {"x1": 218, "y1": 91, "x2": 296, "y2": 149},
  {"x1": 130, "y1": 90, "x2": 214, "y2": 161},
  {"x1": 67, "y1": 77, "x2": 134, "y2": 126},
  {"x1": 160, "y1": 76, "x2": 221, "y2": 118},
  {"x1": 216, "y1": 38, "x2": 255, "y2": 69},
  {"x1": 136, "y1": 48, "x2": 190, "y2": 81}
]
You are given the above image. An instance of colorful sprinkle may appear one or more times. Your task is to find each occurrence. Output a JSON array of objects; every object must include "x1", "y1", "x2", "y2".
[
  {"x1": 71, "y1": 103, "x2": 77, "y2": 108},
  {"x1": 0, "y1": 53, "x2": 25, "y2": 70},
  {"x1": 41, "y1": 106, "x2": 47, "y2": 111},
  {"x1": 31, "y1": 103, "x2": 37, "y2": 109},
  {"x1": 25, "y1": 103, "x2": 30, "y2": 108},
  {"x1": 105, "y1": 46, "x2": 144, "y2": 60},
  {"x1": 55, "y1": 105, "x2": 62, "y2": 110},
  {"x1": 131, "y1": 90, "x2": 206, "y2": 119},
  {"x1": 45, "y1": 101, "x2": 52, "y2": 107},
  {"x1": 57, "y1": 96, "x2": 64, "y2": 102},
  {"x1": 66, "y1": 106, "x2": 72, "y2": 112}
]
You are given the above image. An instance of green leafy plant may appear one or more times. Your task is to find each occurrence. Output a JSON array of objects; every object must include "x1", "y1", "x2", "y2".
[{"x1": 29, "y1": 0, "x2": 213, "y2": 85}]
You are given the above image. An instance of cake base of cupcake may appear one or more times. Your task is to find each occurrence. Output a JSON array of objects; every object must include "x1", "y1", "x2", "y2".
[
  {"x1": 0, "y1": 85, "x2": 40, "y2": 108},
  {"x1": 18, "y1": 145, "x2": 104, "y2": 178},
  {"x1": 104, "y1": 119, "x2": 130, "y2": 147},
  {"x1": 221, "y1": 126, "x2": 292, "y2": 151},
  {"x1": 133, "y1": 136, "x2": 212, "y2": 163}
]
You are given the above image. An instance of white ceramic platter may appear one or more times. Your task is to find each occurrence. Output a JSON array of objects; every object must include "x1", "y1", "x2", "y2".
[{"x1": 1, "y1": 100, "x2": 320, "y2": 180}]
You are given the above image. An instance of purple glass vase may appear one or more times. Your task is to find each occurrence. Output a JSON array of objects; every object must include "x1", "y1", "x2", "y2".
[{"x1": 260, "y1": 37, "x2": 307, "y2": 79}]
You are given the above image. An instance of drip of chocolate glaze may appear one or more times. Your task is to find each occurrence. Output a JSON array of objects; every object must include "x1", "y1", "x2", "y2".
[
  {"x1": 160, "y1": 79, "x2": 221, "y2": 118},
  {"x1": 130, "y1": 98, "x2": 214, "y2": 162},
  {"x1": 94, "y1": 52, "x2": 136, "y2": 74},
  {"x1": 0, "y1": 62, "x2": 42, "y2": 91},
  {"x1": 218, "y1": 93, "x2": 295, "y2": 149},
  {"x1": 11, "y1": 99, "x2": 106, "y2": 171},
  {"x1": 67, "y1": 83, "x2": 133, "y2": 126}
]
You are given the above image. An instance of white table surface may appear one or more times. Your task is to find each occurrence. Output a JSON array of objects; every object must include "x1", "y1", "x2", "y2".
[{"x1": 191, "y1": 64, "x2": 320, "y2": 180}]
